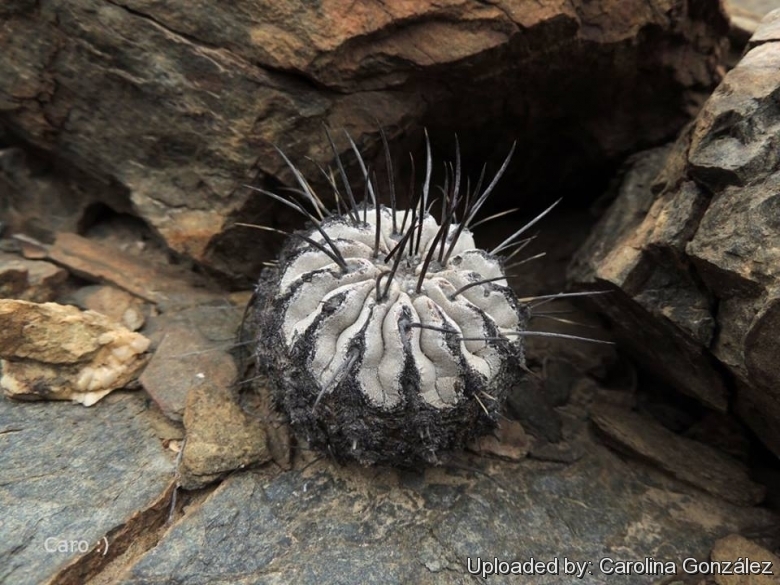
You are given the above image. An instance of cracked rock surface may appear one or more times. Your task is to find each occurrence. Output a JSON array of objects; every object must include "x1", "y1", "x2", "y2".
[
  {"x1": 116, "y1": 429, "x2": 775, "y2": 585},
  {"x1": 0, "y1": 207, "x2": 777, "y2": 585},
  {"x1": 0, "y1": 392, "x2": 174, "y2": 585},
  {"x1": 570, "y1": 8, "x2": 780, "y2": 458},
  {"x1": 0, "y1": 0, "x2": 728, "y2": 283}
]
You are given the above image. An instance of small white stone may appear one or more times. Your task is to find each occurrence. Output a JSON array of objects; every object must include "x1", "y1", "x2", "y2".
[
  {"x1": 111, "y1": 345, "x2": 134, "y2": 363},
  {"x1": 129, "y1": 335, "x2": 150, "y2": 353},
  {"x1": 76, "y1": 367, "x2": 94, "y2": 391}
]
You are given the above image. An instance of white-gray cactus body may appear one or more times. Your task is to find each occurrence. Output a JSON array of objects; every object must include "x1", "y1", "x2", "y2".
[{"x1": 254, "y1": 204, "x2": 529, "y2": 465}]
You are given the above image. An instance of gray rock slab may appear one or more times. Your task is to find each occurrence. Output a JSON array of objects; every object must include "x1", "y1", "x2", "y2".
[
  {"x1": 591, "y1": 405, "x2": 765, "y2": 506},
  {"x1": 118, "y1": 430, "x2": 776, "y2": 585},
  {"x1": 0, "y1": 392, "x2": 175, "y2": 585},
  {"x1": 140, "y1": 301, "x2": 244, "y2": 421}
]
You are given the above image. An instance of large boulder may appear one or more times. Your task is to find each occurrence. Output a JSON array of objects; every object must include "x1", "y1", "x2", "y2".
[
  {"x1": 570, "y1": 9, "x2": 780, "y2": 456},
  {"x1": 1, "y1": 0, "x2": 728, "y2": 283}
]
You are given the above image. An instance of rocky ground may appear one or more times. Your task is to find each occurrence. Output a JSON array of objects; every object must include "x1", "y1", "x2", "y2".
[
  {"x1": 1, "y1": 204, "x2": 778, "y2": 585},
  {"x1": 2, "y1": 1, "x2": 780, "y2": 584}
]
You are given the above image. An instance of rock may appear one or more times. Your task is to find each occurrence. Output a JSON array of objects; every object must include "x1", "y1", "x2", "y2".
[
  {"x1": 637, "y1": 378, "x2": 702, "y2": 434},
  {"x1": 139, "y1": 300, "x2": 244, "y2": 421},
  {"x1": 0, "y1": 251, "x2": 67, "y2": 302},
  {"x1": 0, "y1": 145, "x2": 128, "y2": 242},
  {"x1": 117, "y1": 429, "x2": 777, "y2": 585},
  {"x1": 570, "y1": 13, "x2": 780, "y2": 456},
  {"x1": 0, "y1": 0, "x2": 728, "y2": 282},
  {"x1": 139, "y1": 322, "x2": 236, "y2": 421},
  {"x1": 684, "y1": 411, "x2": 753, "y2": 463},
  {"x1": 570, "y1": 146, "x2": 673, "y2": 276},
  {"x1": 467, "y1": 419, "x2": 529, "y2": 462},
  {"x1": 144, "y1": 401, "x2": 186, "y2": 443},
  {"x1": 143, "y1": 300, "x2": 245, "y2": 346},
  {"x1": 0, "y1": 391, "x2": 174, "y2": 585},
  {"x1": 687, "y1": 68, "x2": 780, "y2": 191},
  {"x1": 506, "y1": 376, "x2": 562, "y2": 443},
  {"x1": 590, "y1": 404, "x2": 765, "y2": 506},
  {"x1": 528, "y1": 437, "x2": 586, "y2": 463},
  {"x1": 9, "y1": 233, "x2": 49, "y2": 260},
  {"x1": 64, "y1": 284, "x2": 147, "y2": 330},
  {"x1": 710, "y1": 534, "x2": 780, "y2": 585},
  {"x1": 239, "y1": 378, "x2": 293, "y2": 471},
  {"x1": 570, "y1": 152, "x2": 728, "y2": 411},
  {"x1": 46, "y1": 232, "x2": 219, "y2": 310},
  {"x1": 179, "y1": 380, "x2": 270, "y2": 490},
  {"x1": 138, "y1": 297, "x2": 278, "y2": 482},
  {"x1": 593, "y1": 386, "x2": 637, "y2": 409},
  {"x1": 0, "y1": 300, "x2": 150, "y2": 406},
  {"x1": 725, "y1": 0, "x2": 774, "y2": 45},
  {"x1": 543, "y1": 357, "x2": 579, "y2": 407},
  {"x1": 748, "y1": 7, "x2": 780, "y2": 48}
]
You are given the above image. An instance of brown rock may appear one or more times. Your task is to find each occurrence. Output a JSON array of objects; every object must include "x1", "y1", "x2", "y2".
[
  {"x1": 0, "y1": 145, "x2": 131, "y2": 242},
  {"x1": 47, "y1": 232, "x2": 218, "y2": 309},
  {"x1": 145, "y1": 402, "x2": 186, "y2": 443},
  {"x1": 139, "y1": 322, "x2": 237, "y2": 421},
  {"x1": 11, "y1": 233, "x2": 49, "y2": 260},
  {"x1": 725, "y1": 1, "x2": 773, "y2": 45},
  {"x1": 0, "y1": 0, "x2": 728, "y2": 282},
  {"x1": 710, "y1": 534, "x2": 780, "y2": 585},
  {"x1": 571, "y1": 14, "x2": 780, "y2": 456},
  {"x1": 591, "y1": 404, "x2": 765, "y2": 506},
  {"x1": 66, "y1": 284, "x2": 147, "y2": 330},
  {"x1": 467, "y1": 419, "x2": 529, "y2": 461},
  {"x1": 748, "y1": 8, "x2": 780, "y2": 47},
  {"x1": 0, "y1": 251, "x2": 67, "y2": 302},
  {"x1": 179, "y1": 380, "x2": 270, "y2": 490},
  {"x1": 0, "y1": 300, "x2": 150, "y2": 405},
  {"x1": 528, "y1": 436, "x2": 586, "y2": 463},
  {"x1": 241, "y1": 378, "x2": 292, "y2": 470}
]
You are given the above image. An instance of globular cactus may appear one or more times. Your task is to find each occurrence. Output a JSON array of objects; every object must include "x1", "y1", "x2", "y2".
[{"x1": 246, "y1": 129, "x2": 601, "y2": 466}]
